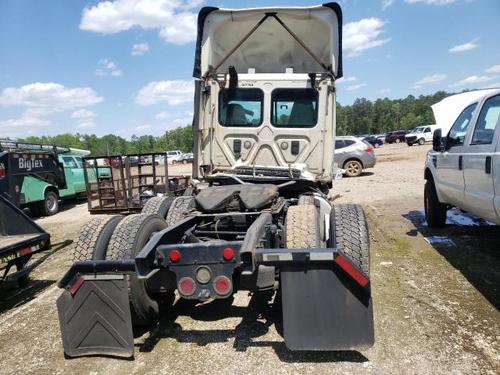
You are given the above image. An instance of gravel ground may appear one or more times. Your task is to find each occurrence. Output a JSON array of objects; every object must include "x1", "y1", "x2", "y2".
[{"x1": 0, "y1": 146, "x2": 499, "y2": 375}]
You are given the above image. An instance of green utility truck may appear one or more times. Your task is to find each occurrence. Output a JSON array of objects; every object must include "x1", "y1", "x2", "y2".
[{"x1": 0, "y1": 140, "x2": 94, "y2": 216}]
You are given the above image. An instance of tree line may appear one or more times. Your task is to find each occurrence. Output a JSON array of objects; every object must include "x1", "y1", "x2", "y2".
[{"x1": 16, "y1": 91, "x2": 452, "y2": 155}]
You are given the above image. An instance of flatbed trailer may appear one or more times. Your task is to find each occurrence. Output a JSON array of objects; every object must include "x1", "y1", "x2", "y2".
[{"x1": 0, "y1": 194, "x2": 70, "y2": 287}]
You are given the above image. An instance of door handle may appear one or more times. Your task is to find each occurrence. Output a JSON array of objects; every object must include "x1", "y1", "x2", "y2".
[
  {"x1": 458, "y1": 155, "x2": 463, "y2": 170},
  {"x1": 485, "y1": 156, "x2": 492, "y2": 174}
]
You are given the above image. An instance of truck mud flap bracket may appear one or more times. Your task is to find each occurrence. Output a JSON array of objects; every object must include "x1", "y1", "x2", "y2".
[{"x1": 57, "y1": 273, "x2": 134, "y2": 358}]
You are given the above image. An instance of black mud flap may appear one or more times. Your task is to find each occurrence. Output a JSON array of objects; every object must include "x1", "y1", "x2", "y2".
[
  {"x1": 56, "y1": 276, "x2": 134, "y2": 358},
  {"x1": 281, "y1": 265, "x2": 374, "y2": 351}
]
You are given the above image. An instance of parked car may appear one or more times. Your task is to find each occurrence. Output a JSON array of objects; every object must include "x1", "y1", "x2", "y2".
[
  {"x1": 167, "y1": 150, "x2": 183, "y2": 164},
  {"x1": 424, "y1": 88, "x2": 500, "y2": 227},
  {"x1": 178, "y1": 152, "x2": 194, "y2": 164},
  {"x1": 376, "y1": 134, "x2": 386, "y2": 141},
  {"x1": 385, "y1": 130, "x2": 407, "y2": 144},
  {"x1": 363, "y1": 135, "x2": 384, "y2": 148},
  {"x1": 405, "y1": 124, "x2": 440, "y2": 146},
  {"x1": 335, "y1": 136, "x2": 377, "y2": 177}
]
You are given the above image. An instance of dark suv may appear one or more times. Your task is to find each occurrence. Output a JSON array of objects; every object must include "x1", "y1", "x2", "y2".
[{"x1": 385, "y1": 130, "x2": 407, "y2": 144}]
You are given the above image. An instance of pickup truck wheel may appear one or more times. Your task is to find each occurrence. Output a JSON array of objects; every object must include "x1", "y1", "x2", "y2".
[
  {"x1": 329, "y1": 204, "x2": 370, "y2": 275},
  {"x1": 166, "y1": 196, "x2": 195, "y2": 226},
  {"x1": 72, "y1": 215, "x2": 123, "y2": 261},
  {"x1": 424, "y1": 180, "x2": 447, "y2": 227},
  {"x1": 407, "y1": 142, "x2": 413, "y2": 147},
  {"x1": 343, "y1": 160, "x2": 363, "y2": 177},
  {"x1": 141, "y1": 196, "x2": 174, "y2": 219},
  {"x1": 418, "y1": 138, "x2": 425, "y2": 145},
  {"x1": 31, "y1": 190, "x2": 59, "y2": 217},
  {"x1": 107, "y1": 214, "x2": 168, "y2": 327},
  {"x1": 286, "y1": 205, "x2": 320, "y2": 248}
]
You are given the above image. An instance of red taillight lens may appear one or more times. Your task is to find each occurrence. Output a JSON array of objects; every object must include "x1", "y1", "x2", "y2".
[
  {"x1": 222, "y1": 247, "x2": 234, "y2": 261},
  {"x1": 0, "y1": 164, "x2": 5, "y2": 178},
  {"x1": 169, "y1": 249, "x2": 181, "y2": 263},
  {"x1": 178, "y1": 277, "x2": 196, "y2": 296},
  {"x1": 364, "y1": 146, "x2": 373, "y2": 153},
  {"x1": 213, "y1": 276, "x2": 232, "y2": 296}
]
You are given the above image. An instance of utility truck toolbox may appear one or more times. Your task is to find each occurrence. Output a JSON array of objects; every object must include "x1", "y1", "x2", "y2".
[{"x1": 57, "y1": 2, "x2": 375, "y2": 358}]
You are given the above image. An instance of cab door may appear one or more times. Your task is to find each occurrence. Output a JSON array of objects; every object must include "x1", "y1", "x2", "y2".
[
  {"x1": 494, "y1": 127, "x2": 500, "y2": 224},
  {"x1": 462, "y1": 94, "x2": 500, "y2": 222},
  {"x1": 436, "y1": 103, "x2": 478, "y2": 205}
]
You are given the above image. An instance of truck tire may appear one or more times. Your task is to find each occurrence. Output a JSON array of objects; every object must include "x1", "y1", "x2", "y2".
[
  {"x1": 31, "y1": 190, "x2": 59, "y2": 217},
  {"x1": 107, "y1": 214, "x2": 168, "y2": 327},
  {"x1": 329, "y1": 204, "x2": 370, "y2": 275},
  {"x1": 424, "y1": 180, "x2": 447, "y2": 228},
  {"x1": 165, "y1": 196, "x2": 194, "y2": 226},
  {"x1": 418, "y1": 138, "x2": 425, "y2": 145},
  {"x1": 72, "y1": 215, "x2": 123, "y2": 261},
  {"x1": 343, "y1": 159, "x2": 363, "y2": 177},
  {"x1": 407, "y1": 142, "x2": 413, "y2": 147},
  {"x1": 285, "y1": 205, "x2": 320, "y2": 248},
  {"x1": 395, "y1": 138, "x2": 401, "y2": 143},
  {"x1": 141, "y1": 196, "x2": 174, "y2": 219}
]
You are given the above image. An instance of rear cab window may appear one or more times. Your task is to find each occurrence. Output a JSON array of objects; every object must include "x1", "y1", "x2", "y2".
[
  {"x1": 271, "y1": 88, "x2": 318, "y2": 127},
  {"x1": 219, "y1": 89, "x2": 263, "y2": 127}
]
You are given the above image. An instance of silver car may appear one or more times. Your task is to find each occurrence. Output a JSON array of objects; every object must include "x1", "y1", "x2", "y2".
[{"x1": 334, "y1": 136, "x2": 377, "y2": 177}]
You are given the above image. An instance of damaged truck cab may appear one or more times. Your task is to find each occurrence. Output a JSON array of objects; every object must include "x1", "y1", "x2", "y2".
[{"x1": 56, "y1": 3, "x2": 374, "y2": 358}]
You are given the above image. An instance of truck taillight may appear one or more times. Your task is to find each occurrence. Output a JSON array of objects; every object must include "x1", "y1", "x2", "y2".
[
  {"x1": 178, "y1": 277, "x2": 196, "y2": 296},
  {"x1": 213, "y1": 276, "x2": 232, "y2": 296},
  {"x1": 0, "y1": 163, "x2": 5, "y2": 178}
]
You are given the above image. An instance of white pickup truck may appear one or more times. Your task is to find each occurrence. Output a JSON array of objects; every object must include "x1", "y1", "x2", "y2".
[{"x1": 424, "y1": 88, "x2": 500, "y2": 226}]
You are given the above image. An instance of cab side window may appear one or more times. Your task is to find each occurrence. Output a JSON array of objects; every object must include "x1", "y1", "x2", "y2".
[
  {"x1": 447, "y1": 103, "x2": 477, "y2": 148},
  {"x1": 424, "y1": 127, "x2": 431, "y2": 133},
  {"x1": 62, "y1": 156, "x2": 77, "y2": 168},
  {"x1": 471, "y1": 95, "x2": 500, "y2": 145}
]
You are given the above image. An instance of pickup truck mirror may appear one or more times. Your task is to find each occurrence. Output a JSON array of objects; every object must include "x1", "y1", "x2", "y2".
[{"x1": 432, "y1": 129, "x2": 445, "y2": 152}]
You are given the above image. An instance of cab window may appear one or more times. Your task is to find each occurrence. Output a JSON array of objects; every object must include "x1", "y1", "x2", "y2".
[
  {"x1": 471, "y1": 95, "x2": 500, "y2": 145},
  {"x1": 74, "y1": 156, "x2": 83, "y2": 168},
  {"x1": 271, "y1": 89, "x2": 318, "y2": 127},
  {"x1": 219, "y1": 89, "x2": 263, "y2": 127},
  {"x1": 335, "y1": 140, "x2": 344, "y2": 149},
  {"x1": 62, "y1": 156, "x2": 77, "y2": 168},
  {"x1": 447, "y1": 103, "x2": 477, "y2": 148}
]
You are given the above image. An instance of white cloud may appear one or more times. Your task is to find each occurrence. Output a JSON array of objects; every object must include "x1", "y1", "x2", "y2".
[
  {"x1": 343, "y1": 18, "x2": 390, "y2": 57},
  {"x1": 77, "y1": 122, "x2": 97, "y2": 129},
  {"x1": 80, "y1": 0, "x2": 200, "y2": 45},
  {"x1": 0, "y1": 82, "x2": 102, "y2": 111},
  {"x1": 413, "y1": 73, "x2": 447, "y2": 89},
  {"x1": 336, "y1": 76, "x2": 357, "y2": 84},
  {"x1": 382, "y1": 0, "x2": 394, "y2": 10},
  {"x1": 135, "y1": 80, "x2": 193, "y2": 106},
  {"x1": 380, "y1": 88, "x2": 391, "y2": 94},
  {"x1": 95, "y1": 58, "x2": 123, "y2": 76},
  {"x1": 71, "y1": 109, "x2": 96, "y2": 119},
  {"x1": 155, "y1": 111, "x2": 169, "y2": 120},
  {"x1": 347, "y1": 83, "x2": 367, "y2": 91},
  {"x1": 449, "y1": 38, "x2": 479, "y2": 53},
  {"x1": 131, "y1": 42, "x2": 150, "y2": 56},
  {"x1": 449, "y1": 75, "x2": 498, "y2": 88},
  {"x1": 485, "y1": 64, "x2": 500, "y2": 74},
  {"x1": 135, "y1": 124, "x2": 152, "y2": 131},
  {"x1": 0, "y1": 113, "x2": 53, "y2": 137},
  {"x1": 405, "y1": 0, "x2": 459, "y2": 4}
]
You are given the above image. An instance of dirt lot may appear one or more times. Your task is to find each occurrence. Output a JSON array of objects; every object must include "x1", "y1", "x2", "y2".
[{"x1": 0, "y1": 145, "x2": 499, "y2": 375}]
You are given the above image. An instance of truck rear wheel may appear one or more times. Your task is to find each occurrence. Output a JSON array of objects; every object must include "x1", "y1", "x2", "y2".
[
  {"x1": 107, "y1": 214, "x2": 168, "y2": 327},
  {"x1": 424, "y1": 180, "x2": 447, "y2": 227},
  {"x1": 72, "y1": 215, "x2": 123, "y2": 261},
  {"x1": 31, "y1": 190, "x2": 59, "y2": 217},
  {"x1": 330, "y1": 204, "x2": 370, "y2": 275},
  {"x1": 165, "y1": 196, "x2": 195, "y2": 226},
  {"x1": 141, "y1": 196, "x2": 174, "y2": 219},
  {"x1": 285, "y1": 204, "x2": 320, "y2": 248}
]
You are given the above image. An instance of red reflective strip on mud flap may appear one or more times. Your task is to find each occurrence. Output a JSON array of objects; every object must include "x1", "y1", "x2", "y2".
[
  {"x1": 68, "y1": 276, "x2": 85, "y2": 296},
  {"x1": 334, "y1": 254, "x2": 369, "y2": 288}
]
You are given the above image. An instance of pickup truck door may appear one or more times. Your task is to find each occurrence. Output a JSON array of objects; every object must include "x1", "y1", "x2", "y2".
[
  {"x1": 462, "y1": 94, "x2": 500, "y2": 223},
  {"x1": 436, "y1": 103, "x2": 478, "y2": 205},
  {"x1": 495, "y1": 126, "x2": 500, "y2": 224},
  {"x1": 424, "y1": 126, "x2": 432, "y2": 142}
]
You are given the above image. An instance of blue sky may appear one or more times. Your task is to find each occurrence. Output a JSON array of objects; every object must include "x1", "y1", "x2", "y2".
[{"x1": 0, "y1": 0, "x2": 499, "y2": 139}]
